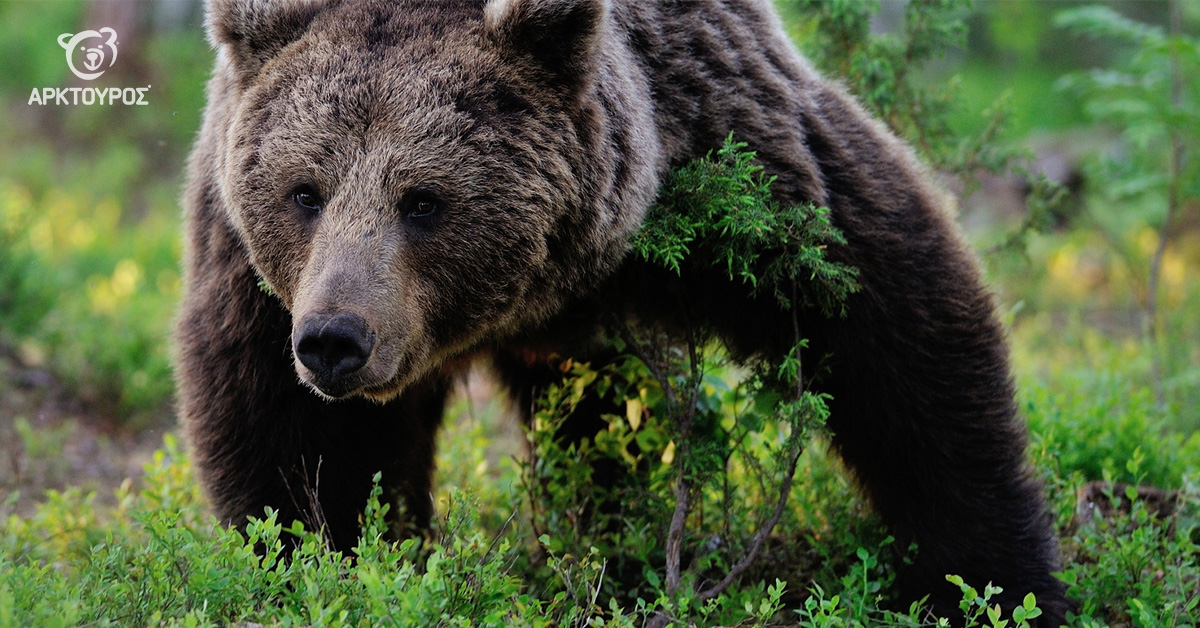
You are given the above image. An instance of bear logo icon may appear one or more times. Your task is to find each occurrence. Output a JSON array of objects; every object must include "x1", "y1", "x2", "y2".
[{"x1": 57, "y1": 27, "x2": 119, "y2": 81}]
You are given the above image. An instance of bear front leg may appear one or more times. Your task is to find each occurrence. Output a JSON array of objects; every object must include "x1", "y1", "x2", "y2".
[
  {"x1": 176, "y1": 204, "x2": 449, "y2": 551},
  {"x1": 795, "y1": 211, "x2": 1070, "y2": 624},
  {"x1": 810, "y1": 301, "x2": 1068, "y2": 624}
]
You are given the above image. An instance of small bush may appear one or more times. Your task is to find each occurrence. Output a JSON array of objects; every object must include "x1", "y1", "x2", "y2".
[{"x1": 0, "y1": 179, "x2": 179, "y2": 419}]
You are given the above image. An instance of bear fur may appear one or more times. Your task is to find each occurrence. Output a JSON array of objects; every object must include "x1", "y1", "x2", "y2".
[{"x1": 177, "y1": 0, "x2": 1068, "y2": 621}]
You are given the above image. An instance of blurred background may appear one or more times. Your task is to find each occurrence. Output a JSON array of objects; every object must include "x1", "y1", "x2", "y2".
[{"x1": 0, "y1": 0, "x2": 1196, "y2": 521}]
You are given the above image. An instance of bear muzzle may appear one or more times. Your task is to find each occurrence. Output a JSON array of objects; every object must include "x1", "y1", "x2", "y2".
[{"x1": 293, "y1": 311, "x2": 376, "y2": 397}]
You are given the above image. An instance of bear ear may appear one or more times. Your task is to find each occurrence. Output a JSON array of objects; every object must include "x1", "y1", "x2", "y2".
[
  {"x1": 484, "y1": 0, "x2": 608, "y2": 92},
  {"x1": 206, "y1": 0, "x2": 336, "y2": 85}
]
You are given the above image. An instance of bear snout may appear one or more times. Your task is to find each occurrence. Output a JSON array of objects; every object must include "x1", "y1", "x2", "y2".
[{"x1": 293, "y1": 312, "x2": 376, "y2": 393}]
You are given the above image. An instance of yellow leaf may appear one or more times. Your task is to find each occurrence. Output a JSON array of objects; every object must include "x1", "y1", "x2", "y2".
[{"x1": 626, "y1": 398, "x2": 643, "y2": 431}]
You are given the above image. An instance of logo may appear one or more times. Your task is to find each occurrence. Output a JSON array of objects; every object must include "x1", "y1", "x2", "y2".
[
  {"x1": 58, "y1": 27, "x2": 119, "y2": 81},
  {"x1": 29, "y1": 26, "x2": 150, "y2": 107}
]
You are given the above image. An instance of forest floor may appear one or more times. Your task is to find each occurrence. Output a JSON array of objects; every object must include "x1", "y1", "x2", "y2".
[{"x1": 0, "y1": 344, "x2": 166, "y2": 517}]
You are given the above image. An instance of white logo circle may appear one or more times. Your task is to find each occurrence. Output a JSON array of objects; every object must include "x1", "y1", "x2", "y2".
[{"x1": 58, "y1": 27, "x2": 119, "y2": 81}]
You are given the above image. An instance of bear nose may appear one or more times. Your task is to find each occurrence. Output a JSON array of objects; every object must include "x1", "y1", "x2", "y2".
[{"x1": 294, "y1": 312, "x2": 375, "y2": 381}]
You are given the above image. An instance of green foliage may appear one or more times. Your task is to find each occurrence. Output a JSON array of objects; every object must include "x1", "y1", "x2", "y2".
[
  {"x1": 1025, "y1": 377, "x2": 1200, "y2": 493},
  {"x1": 518, "y1": 355, "x2": 799, "y2": 626},
  {"x1": 3, "y1": 436, "x2": 1194, "y2": 628},
  {"x1": 0, "y1": 178, "x2": 179, "y2": 418},
  {"x1": 1053, "y1": 4, "x2": 1199, "y2": 252},
  {"x1": 780, "y1": 0, "x2": 1066, "y2": 255},
  {"x1": 634, "y1": 135, "x2": 860, "y2": 316},
  {"x1": 1054, "y1": 4, "x2": 1200, "y2": 413},
  {"x1": 780, "y1": 0, "x2": 970, "y2": 168},
  {"x1": 0, "y1": 439, "x2": 645, "y2": 628},
  {"x1": 1057, "y1": 491, "x2": 1200, "y2": 627},
  {"x1": 1019, "y1": 376, "x2": 1200, "y2": 627},
  {"x1": 945, "y1": 576, "x2": 1043, "y2": 628},
  {"x1": 0, "y1": 1, "x2": 86, "y2": 94},
  {"x1": 0, "y1": 6, "x2": 213, "y2": 420}
]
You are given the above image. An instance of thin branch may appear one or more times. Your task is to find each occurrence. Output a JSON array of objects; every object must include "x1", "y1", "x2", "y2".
[
  {"x1": 280, "y1": 456, "x2": 331, "y2": 547},
  {"x1": 615, "y1": 321, "x2": 678, "y2": 411},
  {"x1": 664, "y1": 462, "x2": 691, "y2": 597},
  {"x1": 478, "y1": 509, "x2": 518, "y2": 568},
  {"x1": 696, "y1": 441, "x2": 804, "y2": 604},
  {"x1": 696, "y1": 297, "x2": 808, "y2": 604},
  {"x1": 617, "y1": 316, "x2": 701, "y2": 601},
  {"x1": 584, "y1": 559, "x2": 607, "y2": 624},
  {"x1": 665, "y1": 328, "x2": 704, "y2": 598}
]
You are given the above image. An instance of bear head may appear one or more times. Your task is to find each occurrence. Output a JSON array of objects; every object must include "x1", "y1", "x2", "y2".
[{"x1": 205, "y1": 0, "x2": 661, "y2": 401}]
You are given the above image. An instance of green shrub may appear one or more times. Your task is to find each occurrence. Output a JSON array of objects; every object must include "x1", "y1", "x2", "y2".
[
  {"x1": 1058, "y1": 488, "x2": 1200, "y2": 627},
  {"x1": 0, "y1": 179, "x2": 179, "y2": 419},
  {"x1": 1025, "y1": 376, "x2": 1200, "y2": 492},
  {"x1": 0, "y1": 438, "x2": 639, "y2": 628}
]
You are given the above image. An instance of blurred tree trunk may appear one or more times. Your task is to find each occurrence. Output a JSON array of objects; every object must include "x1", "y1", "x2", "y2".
[{"x1": 84, "y1": 0, "x2": 150, "y2": 84}]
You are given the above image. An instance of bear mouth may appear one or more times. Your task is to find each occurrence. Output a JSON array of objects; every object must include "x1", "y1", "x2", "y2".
[
  {"x1": 298, "y1": 367, "x2": 402, "y2": 402},
  {"x1": 294, "y1": 349, "x2": 417, "y2": 404},
  {"x1": 300, "y1": 377, "x2": 360, "y2": 401},
  {"x1": 300, "y1": 374, "x2": 407, "y2": 404}
]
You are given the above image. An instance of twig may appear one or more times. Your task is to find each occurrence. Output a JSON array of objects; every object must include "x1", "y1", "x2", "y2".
[
  {"x1": 664, "y1": 461, "x2": 691, "y2": 597},
  {"x1": 280, "y1": 455, "x2": 331, "y2": 547},
  {"x1": 478, "y1": 509, "x2": 517, "y2": 567},
  {"x1": 617, "y1": 318, "x2": 692, "y2": 600},
  {"x1": 694, "y1": 294, "x2": 807, "y2": 603},
  {"x1": 579, "y1": 559, "x2": 608, "y2": 628},
  {"x1": 615, "y1": 321, "x2": 678, "y2": 411},
  {"x1": 664, "y1": 332, "x2": 704, "y2": 598},
  {"x1": 696, "y1": 442, "x2": 803, "y2": 604}
]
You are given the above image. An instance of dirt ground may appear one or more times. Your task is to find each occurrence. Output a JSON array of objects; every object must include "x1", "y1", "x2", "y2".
[{"x1": 0, "y1": 344, "x2": 170, "y2": 519}]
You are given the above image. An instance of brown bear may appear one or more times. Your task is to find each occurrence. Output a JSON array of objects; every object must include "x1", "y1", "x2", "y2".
[{"x1": 176, "y1": 0, "x2": 1068, "y2": 622}]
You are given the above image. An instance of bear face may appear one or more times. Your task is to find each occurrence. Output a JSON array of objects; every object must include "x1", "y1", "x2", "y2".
[{"x1": 210, "y1": 0, "x2": 659, "y2": 399}]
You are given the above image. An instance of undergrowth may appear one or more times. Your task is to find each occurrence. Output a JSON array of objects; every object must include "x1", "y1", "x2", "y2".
[{"x1": 2, "y1": 390, "x2": 1197, "y2": 627}]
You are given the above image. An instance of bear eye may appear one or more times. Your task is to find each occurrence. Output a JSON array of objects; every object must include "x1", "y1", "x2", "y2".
[
  {"x1": 402, "y1": 189, "x2": 441, "y2": 220},
  {"x1": 290, "y1": 185, "x2": 324, "y2": 213}
]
